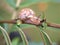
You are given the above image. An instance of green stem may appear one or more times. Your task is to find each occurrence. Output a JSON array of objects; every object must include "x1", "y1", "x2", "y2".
[
  {"x1": 0, "y1": 26, "x2": 12, "y2": 45},
  {"x1": 11, "y1": 0, "x2": 21, "y2": 19},
  {"x1": 15, "y1": 26, "x2": 28, "y2": 45}
]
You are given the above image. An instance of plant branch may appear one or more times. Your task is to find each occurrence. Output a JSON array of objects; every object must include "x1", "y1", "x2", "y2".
[
  {"x1": 0, "y1": 19, "x2": 60, "y2": 28},
  {"x1": 47, "y1": 22, "x2": 60, "y2": 28},
  {"x1": 0, "y1": 20, "x2": 16, "y2": 24}
]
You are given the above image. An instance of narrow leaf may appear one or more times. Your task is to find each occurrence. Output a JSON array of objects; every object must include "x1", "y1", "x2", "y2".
[
  {"x1": 3, "y1": 23, "x2": 8, "y2": 31},
  {"x1": 0, "y1": 24, "x2": 4, "y2": 34},
  {"x1": 15, "y1": 25, "x2": 29, "y2": 45},
  {"x1": 12, "y1": 38, "x2": 20, "y2": 45},
  {"x1": 0, "y1": 26, "x2": 12, "y2": 45},
  {"x1": 38, "y1": 26, "x2": 52, "y2": 45},
  {"x1": 41, "y1": 30, "x2": 52, "y2": 45}
]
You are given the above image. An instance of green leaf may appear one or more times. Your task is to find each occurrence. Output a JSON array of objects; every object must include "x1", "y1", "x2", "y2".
[
  {"x1": 0, "y1": 24, "x2": 4, "y2": 34},
  {"x1": 9, "y1": 24, "x2": 36, "y2": 32},
  {"x1": 0, "y1": 26, "x2": 12, "y2": 45},
  {"x1": 20, "y1": 0, "x2": 40, "y2": 8},
  {"x1": 38, "y1": 26, "x2": 52, "y2": 45},
  {"x1": 5, "y1": 0, "x2": 50, "y2": 8},
  {"x1": 15, "y1": 26, "x2": 28, "y2": 45},
  {"x1": 41, "y1": 30, "x2": 52, "y2": 45},
  {"x1": 5, "y1": 0, "x2": 16, "y2": 8},
  {"x1": 3, "y1": 23, "x2": 9, "y2": 31},
  {"x1": 42, "y1": 22, "x2": 47, "y2": 30},
  {"x1": 0, "y1": 23, "x2": 9, "y2": 34},
  {"x1": 18, "y1": 24, "x2": 36, "y2": 29},
  {"x1": 12, "y1": 37, "x2": 20, "y2": 45},
  {"x1": 0, "y1": 24, "x2": 4, "y2": 28}
]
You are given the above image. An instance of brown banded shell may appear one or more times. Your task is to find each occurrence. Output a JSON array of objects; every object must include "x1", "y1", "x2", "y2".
[{"x1": 18, "y1": 8, "x2": 41, "y2": 25}]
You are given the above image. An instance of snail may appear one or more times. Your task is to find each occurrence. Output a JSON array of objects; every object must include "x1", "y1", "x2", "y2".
[{"x1": 18, "y1": 8, "x2": 43, "y2": 25}]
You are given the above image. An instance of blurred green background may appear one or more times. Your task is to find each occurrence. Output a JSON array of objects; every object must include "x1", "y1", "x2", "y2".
[{"x1": 0, "y1": 0, "x2": 60, "y2": 45}]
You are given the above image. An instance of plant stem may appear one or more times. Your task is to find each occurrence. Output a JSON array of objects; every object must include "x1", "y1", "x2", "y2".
[
  {"x1": 47, "y1": 22, "x2": 60, "y2": 28},
  {"x1": 0, "y1": 20, "x2": 60, "y2": 28},
  {"x1": 12, "y1": 0, "x2": 21, "y2": 19},
  {"x1": 0, "y1": 26, "x2": 12, "y2": 45},
  {"x1": 16, "y1": 26, "x2": 28, "y2": 45},
  {"x1": 16, "y1": 0, "x2": 21, "y2": 8}
]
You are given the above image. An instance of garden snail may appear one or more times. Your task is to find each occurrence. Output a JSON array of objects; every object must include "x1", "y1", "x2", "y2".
[{"x1": 18, "y1": 8, "x2": 42, "y2": 25}]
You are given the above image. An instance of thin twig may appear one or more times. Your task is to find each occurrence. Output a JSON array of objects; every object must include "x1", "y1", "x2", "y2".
[
  {"x1": 0, "y1": 20, "x2": 16, "y2": 24},
  {"x1": 0, "y1": 20, "x2": 60, "y2": 28},
  {"x1": 47, "y1": 22, "x2": 60, "y2": 28}
]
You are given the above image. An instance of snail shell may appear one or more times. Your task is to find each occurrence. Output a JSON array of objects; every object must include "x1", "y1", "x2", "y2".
[
  {"x1": 19, "y1": 8, "x2": 35, "y2": 20},
  {"x1": 18, "y1": 8, "x2": 41, "y2": 25}
]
